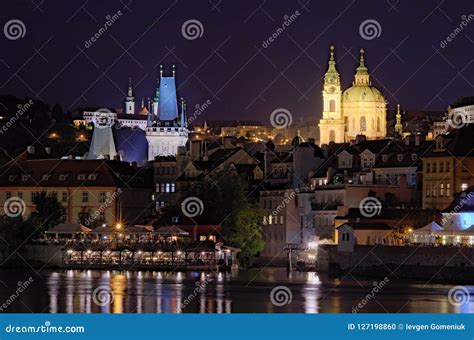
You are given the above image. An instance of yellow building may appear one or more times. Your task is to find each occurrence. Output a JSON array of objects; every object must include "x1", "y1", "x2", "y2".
[
  {"x1": 0, "y1": 150, "x2": 152, "y2": 226},
  {"x1": 319, "y1": 46, "x2": 387, "y2": 145},
  {"x1": 422, "y1": 125, "x2": 474, "y2": 210}
]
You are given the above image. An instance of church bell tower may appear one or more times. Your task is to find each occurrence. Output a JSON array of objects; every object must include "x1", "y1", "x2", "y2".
[{"x1": 318, "y1": 46, "x2": 345, "y2": 145}]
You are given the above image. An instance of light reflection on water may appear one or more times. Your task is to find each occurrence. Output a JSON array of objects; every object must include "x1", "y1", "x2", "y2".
[{"x1": 1, "y1": 268, "x2": 473, "y2": 313}]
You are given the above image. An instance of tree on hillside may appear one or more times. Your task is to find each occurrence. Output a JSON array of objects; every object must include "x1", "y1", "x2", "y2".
[
  {"x1": 0, "y1": 215, "x2": 36, "y2": 254},
  {"x1": 27, "y1": 191, "x2": 65, "y2": 232},
  {"x1": 184, "y1": 171, "x2": 264, "y2": 265}
]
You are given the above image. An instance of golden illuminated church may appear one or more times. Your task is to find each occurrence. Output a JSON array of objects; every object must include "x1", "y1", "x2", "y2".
[{"x1": 318, "y1": 46, "x2": 387, "y2": 145}]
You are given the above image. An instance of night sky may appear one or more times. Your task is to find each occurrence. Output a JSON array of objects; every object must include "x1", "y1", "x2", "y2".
[{"x1": 1, "y1": 0, "x2": 473, "y2": 124}]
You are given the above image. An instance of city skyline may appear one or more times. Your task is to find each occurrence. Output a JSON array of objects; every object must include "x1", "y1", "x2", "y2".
[{"x1": 1, "y1": 0, "x2": 473, "y2": 124}]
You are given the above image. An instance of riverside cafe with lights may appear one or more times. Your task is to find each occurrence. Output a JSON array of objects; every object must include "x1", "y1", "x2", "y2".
[
  {"x1": 59, "y1": 224, "x2": 240, "y2": 269},
  {"x1": 410, "y1": 221, "x2": 474, "y2": 246}
]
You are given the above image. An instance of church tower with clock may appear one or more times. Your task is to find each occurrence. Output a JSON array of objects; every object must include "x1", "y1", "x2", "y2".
[{"x1": 318, "y1": 45, "x2": 346, "y2": 144}]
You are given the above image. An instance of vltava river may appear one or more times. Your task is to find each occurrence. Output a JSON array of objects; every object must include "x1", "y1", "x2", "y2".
[{"x1": 0, "y1": 268, "x2": 472, "y2": 313}]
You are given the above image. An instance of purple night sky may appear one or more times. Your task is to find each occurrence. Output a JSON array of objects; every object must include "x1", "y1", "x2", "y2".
[{"x1": 1, "y1": 0, "x2": 473, "y2": 123}]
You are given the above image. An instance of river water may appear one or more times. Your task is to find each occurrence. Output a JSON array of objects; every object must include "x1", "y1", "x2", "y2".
[{"x1": 0, "y1": 268, "x2": 472, "y2": 313}]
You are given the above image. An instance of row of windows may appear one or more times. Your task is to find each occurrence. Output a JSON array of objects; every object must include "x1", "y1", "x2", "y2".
[
  {"x1": 425, "y1": 183, "x2": 451, "y2": 197},
  {"x1": 263, "y1": 231, "x2": 285, "y2": 242},
  {"x1": 4, "y1": 191, "x2": 111, "y2": 203},
  {"x1": 156, "y1": 167, "x2": 176, "y2": 175},
  {"x1": 263, "y1": 215, "x2": 284, "y2": 225},
  {"x1": 156, "y1": 183, "x2": 176, "y2": 193},
  {"x1": 7, "y1": 173, "x2": 98, "y2": 182},
  {"x1": 426, "y1": 161, "x2": 451, "y2": 173}
]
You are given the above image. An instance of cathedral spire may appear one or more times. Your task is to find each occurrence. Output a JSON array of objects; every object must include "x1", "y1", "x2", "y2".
[
  {"x1": 324, "y1": 45, "x2": 340, "y2": 85},
  {"x1": 127, "y1": 77, "x2": 133, "y2": 97},
  {"x1": 354, "y1": 48, "x2": 370, "y2": 86},
  {"x1": 395, "y1": 103, "x2": 403, "y2": 135},
  {"x1": 124, "y1": 77, "x2": 135, "y2": 114},
  {"x1": 180, "y1": 98, "x2": 186, "y2": 127}
]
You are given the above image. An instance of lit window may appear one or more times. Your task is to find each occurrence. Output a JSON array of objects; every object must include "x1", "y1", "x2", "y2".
[
  {"x1": 165, "y1": 183, "x2": 171, "y2": 193},
  {"x1": 440, "y1": 183, "x2": 444, "y2": 197},
  {"x1": 199, "y1": 235, "x2": 207, "y2": 241},
  {"x1": 171, "y1": 183, "x2": 175, "y2": 192},
  {"x1": 160, "y1": 184, "x2": 165, "y2": 192},
  {"x1": 462, "y1": 183, "x2": 468, "y2": 192},
  {"x1": 447, "y1": 183, "x2": 451, "y2": 196}
]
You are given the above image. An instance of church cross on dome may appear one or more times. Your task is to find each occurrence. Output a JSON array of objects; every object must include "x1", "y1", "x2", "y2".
[{"x1": 354, "y1": 48, "x2": 371, "y2": 86}]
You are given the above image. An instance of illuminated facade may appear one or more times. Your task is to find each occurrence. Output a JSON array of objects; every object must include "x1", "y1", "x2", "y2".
[{"x1": 318, "y1": 47, "x2": 387, "y2": 145}]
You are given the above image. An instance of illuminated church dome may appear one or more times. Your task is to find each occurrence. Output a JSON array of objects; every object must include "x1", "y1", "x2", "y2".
[
  {"x1": 342, "y1": 49, "x2": 385, "y2": 103},
  {"x1": 318, "y1": 47, "x2": 387, "y2": 145}
]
